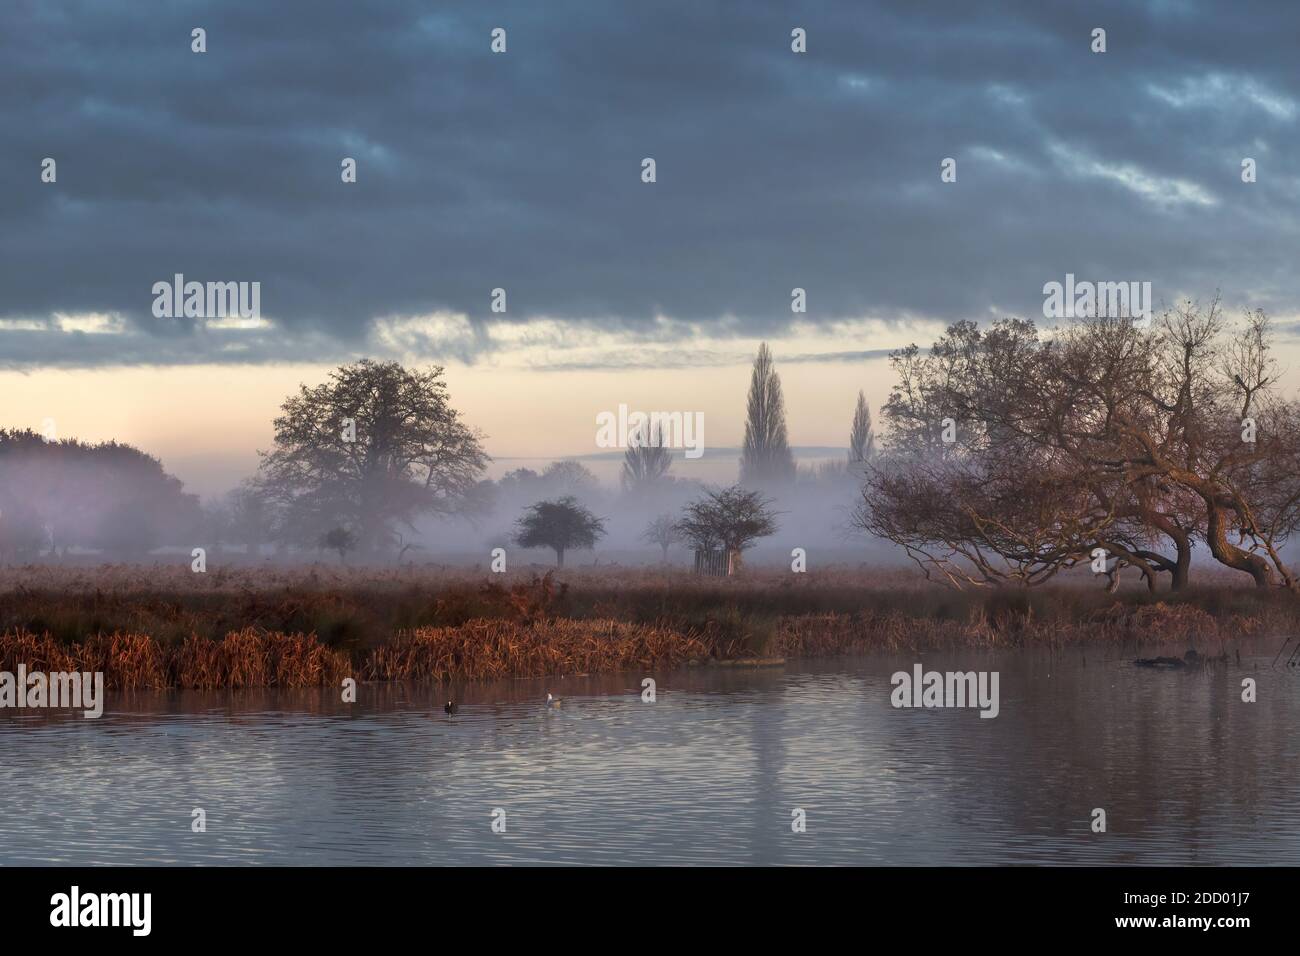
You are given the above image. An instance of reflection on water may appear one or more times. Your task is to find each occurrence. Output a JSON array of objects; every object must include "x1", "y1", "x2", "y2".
[{"x1": 2, "y1": 648, "x2": 1299, "y2": 865}]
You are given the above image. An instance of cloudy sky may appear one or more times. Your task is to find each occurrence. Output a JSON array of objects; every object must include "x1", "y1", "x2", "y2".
[{"x1": 3, "y1": 0, "x2": 1300, "y2": 495}]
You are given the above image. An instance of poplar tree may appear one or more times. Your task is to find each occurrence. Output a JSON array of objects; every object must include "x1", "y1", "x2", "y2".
[
  {"x1": 740, "y1": 343, "x2": 796, "y2": 485},
  {"x1": 849, "y1": 391, "x2": 875, "y2": 463}
]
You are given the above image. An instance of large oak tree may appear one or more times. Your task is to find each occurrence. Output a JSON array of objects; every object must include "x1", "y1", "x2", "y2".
[{"x1": 256, "y1": 360, "x2": 488, "y2": 555}]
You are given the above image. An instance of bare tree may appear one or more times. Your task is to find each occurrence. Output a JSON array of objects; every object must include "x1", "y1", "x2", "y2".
[
  {"x1": 676, "y1": 485, "x2": 779, "y2": 565},
  {"x1": 1142, "y1": 301, "x2": 1300, "y2": 587},
  {"x1": 641, "y1": 513, "x2": 681, "y2": 561},
  {"x1": 857, "y1": 318, "x2": 1107, "y2": 588},
  {"x1": 859, "y1": 303, "x2": 1300, "y2": 591},
  {"x1": 858, "y1": 440, "x2": 1113, "y2": 588},
  {"x1": 622, "y1": 424, "x2": 673, "y2": 493}
]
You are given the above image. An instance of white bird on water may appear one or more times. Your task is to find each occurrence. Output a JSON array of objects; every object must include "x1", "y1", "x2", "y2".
[{"x1": 546, "y1": 693, "x2": 563, "y2": 707}]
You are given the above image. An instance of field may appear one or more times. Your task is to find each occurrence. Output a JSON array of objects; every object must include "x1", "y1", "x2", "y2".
[{"x1": 1, "y1": 562, "x2": 1296, "y2": 689}]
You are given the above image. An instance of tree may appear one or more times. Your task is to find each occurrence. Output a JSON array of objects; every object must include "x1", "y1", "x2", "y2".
[
  {"x1": 0, "y1": 429, "x2": 199, "y2": 559},
  {"x1": 676, "y1": 485, "x2": 779, "y2": 562},
  {"x1": 226, "y1": 484, "x2": 271, "y2": 556},
  {"x1": 641, "y1": 513, "x2": 681, "y2": 561},
  {"x1": 514, "y1": 496, "x2": 606, "y2": 567},
  {"x1": 859, "y1": 316, "x2": 1188, "y2": 589},
  {"x1": 1132, "y1": 303, "x2": 1300, "y2": 588},
  {"x1": 255, "y1": 360, "x2": 488, "y2": 555},
  {"x1": 200, "y1": 498, "x2": 233, "y2": 556},
  {"x1": 622, "y1": 424, "x2": 673, "y2": 493},
  {"x1": 859, "y1": 302, "x2": 1300, "y2": 591},
  {"x1": 320, "y1": 526, "x2": 356, "y2": 563},
  {"x1": 740, "y1": 343, "x2": 795, "y2": 486},
  {"x1": 849, "y1": 391, "x2": 875, "y2": 464},
  {"x1": 539, "y1": 460, "x2": 599, "y2": 497}
]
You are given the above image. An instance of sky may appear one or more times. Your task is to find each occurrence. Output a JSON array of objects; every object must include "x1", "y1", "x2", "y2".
[{"x1": 4, "y1": 0, "x2": 1300, "y2": 498}]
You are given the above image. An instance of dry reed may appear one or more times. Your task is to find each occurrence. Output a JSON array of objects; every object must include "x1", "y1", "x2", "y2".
[
  {"x1": 774, "y1": 600, "x2": 1264, "y2": 656},
  {"x1": 0, "y1": 628, "x2": 349, "y2": 690},
  {"x1": 2, "y1": 563, "x2": 1296, "y2": 688},
  {"x1": 364, "y1": 617, "x2": 712, "y2": 682}
]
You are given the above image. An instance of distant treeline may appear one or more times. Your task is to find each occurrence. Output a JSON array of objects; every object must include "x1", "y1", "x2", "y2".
[
  {"x1": 0, "y1": 351, "x2": 878, "y2": 564},
  {"x1": 0, "y1": 429, "x2": 199, "y2": 559}
]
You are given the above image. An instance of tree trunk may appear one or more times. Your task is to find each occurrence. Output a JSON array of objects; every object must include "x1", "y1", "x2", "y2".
[
  {"x1": 1205, "y1": 501, "x2": 1272, "y2": 587},
  {"x1": 555, "y1": 547, "x2": 565, "y2": 568},
  {"x1": 1143, "y1": 514, "x2": 1192, "y2": 592},
  {"x1": 1170, "y1": 535, "x2": 1191, "y2": 591}
]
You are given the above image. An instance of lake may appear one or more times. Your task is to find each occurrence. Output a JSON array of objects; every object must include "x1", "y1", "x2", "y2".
[{"x1": 2, "y1": 647, "x2": 1298, "y2": 865}]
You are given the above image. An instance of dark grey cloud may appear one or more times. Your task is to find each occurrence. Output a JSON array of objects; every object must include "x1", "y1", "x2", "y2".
[
  {"x1": 537, "y1": 347, "x2": 898, "y2": 372},
  {"x1": 3, "y1": 0, "x2": 1300, "y2": 368}
]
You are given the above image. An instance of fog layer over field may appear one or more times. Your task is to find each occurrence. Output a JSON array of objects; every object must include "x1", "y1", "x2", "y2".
[
  {"x1": 0, "y1": 426, "x2": 894, "y2": 568},
  {"x1": 8, "y1": 303, "x2": 1300, "y2": 593}
]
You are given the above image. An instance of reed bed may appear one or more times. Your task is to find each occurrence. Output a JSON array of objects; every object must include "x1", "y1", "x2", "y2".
[
  {"x1": 774, "y1": 601, "x2": 1270, "y2": 656},
  {"x1": 1, "y1": 563, "x2": 1297, "y2": 688},
  {"x1": 0, "y1": 597, "x2": 1282, "y2": 692},
  {"x1": 171, "y1": 629, "x2": 352, "y2": 689},
  {"x1": 364, "y1": 618, "x2": 715, "y2": 682},
  {"x1": 1, "y1": 619, "x2": 714, "y2": 689},
  {"x1": 75, "y1": 633, "x2": 169, "y2": 689},
  {"x1": 0, "y1": 628, "x2": 349, "y2": 690},
  {"x1": 0, "y1": 629, "x2": 79, "y2": 674}
]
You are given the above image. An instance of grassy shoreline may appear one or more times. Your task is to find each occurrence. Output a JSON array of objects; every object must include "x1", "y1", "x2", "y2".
[{"x1": 1, "y1": 564, "x2": 1295, "y2": 688}]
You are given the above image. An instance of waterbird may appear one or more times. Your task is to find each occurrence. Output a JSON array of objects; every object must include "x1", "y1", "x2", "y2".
[
  {"x1": 546, "y1": 693, "x2": 563, "y2": 707},
  {"x1": 444, "y1": 700, "x2": 457, "y2": 715},
  {"x1": 1132, "y1": 648, "x2": 1226, "y2": 669}
]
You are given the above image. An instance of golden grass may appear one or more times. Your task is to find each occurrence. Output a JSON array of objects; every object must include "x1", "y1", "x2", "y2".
[
  {"x1": 0, "y1": 563, "x2": 1294, "y2": 688},
  {"x1": 0, "y1": 619, "x2": 714, "y2": 689},
  {"x1": 365, "y1": 618, "x2": 717, "y2": 682},
  {"x1": 0, "y1": 628, "x2": 349, "y2": 690}
]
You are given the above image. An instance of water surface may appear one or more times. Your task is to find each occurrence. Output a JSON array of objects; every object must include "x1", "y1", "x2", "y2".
[{"x1": 2, "y1": 647, "x2": 1297, "y2": 865}]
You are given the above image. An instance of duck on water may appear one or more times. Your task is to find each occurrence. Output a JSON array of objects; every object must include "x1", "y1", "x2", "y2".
[{"x1": 1132, "y1": 649, "x2": 1231, "y2": 669}]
